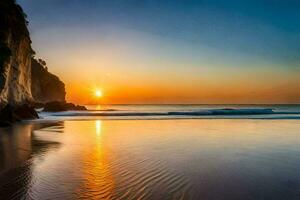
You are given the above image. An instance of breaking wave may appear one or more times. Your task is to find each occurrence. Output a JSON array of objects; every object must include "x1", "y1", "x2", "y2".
[{"x1": 37, "y1": 108, "x2": 300, "y2": 120}]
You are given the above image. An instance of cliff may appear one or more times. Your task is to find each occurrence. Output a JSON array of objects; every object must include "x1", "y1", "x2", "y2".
[
  {"x1": 31, "y1": 58, "x2": 66, "y2": 103},
  {"x1": 0, "y1": 0, "x2": 33, "y2": 106},
  {"x1": 0, "y1": 0, "x2": 70, "y2": 125},
  {"x1": 0, "y1": 0, "x2": 66, "y2": 107}
]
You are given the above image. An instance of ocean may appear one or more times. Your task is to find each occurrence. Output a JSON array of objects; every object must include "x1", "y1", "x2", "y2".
[{"x1": 39, "y1": 104, "x2": 300, "y2": 120}]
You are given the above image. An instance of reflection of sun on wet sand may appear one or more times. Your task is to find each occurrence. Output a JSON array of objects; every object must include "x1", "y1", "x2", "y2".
[
  {"x1": 76, "y1": 120, "x2": 115, "y2": 199},
  {"x1": 2, "y1": 119, "x2": 300, "y2": 199}
]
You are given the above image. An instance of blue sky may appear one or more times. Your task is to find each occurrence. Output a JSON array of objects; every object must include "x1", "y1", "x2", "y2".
[{"x1": 18, "y1": 0, "x2": 300, "y2": 103}]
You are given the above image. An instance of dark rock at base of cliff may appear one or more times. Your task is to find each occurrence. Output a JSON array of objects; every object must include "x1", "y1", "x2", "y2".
[
  {"x1": 31, "y1": 102, "x2": 44, "y2": 109},
  {"x1": 43, "y1": 101, "x2": 87, "y2": 112},
  {"x1": 0, "y1": 104, "x2": 39, "y2": 127}
]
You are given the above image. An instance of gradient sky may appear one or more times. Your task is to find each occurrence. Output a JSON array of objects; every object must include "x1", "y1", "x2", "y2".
[{"x1": 19, "y1": 0, "x2": 300, "y2": 104}]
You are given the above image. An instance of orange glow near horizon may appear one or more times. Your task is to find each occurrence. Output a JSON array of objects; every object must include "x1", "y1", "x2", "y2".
[{"x1": 64, "y1": 75, "x2": 300, "y2": 105}]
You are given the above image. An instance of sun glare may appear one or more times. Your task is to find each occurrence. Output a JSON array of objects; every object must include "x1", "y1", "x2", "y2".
[{"x1": 95, "y1": 89, "x2": 102, "y2": 98}]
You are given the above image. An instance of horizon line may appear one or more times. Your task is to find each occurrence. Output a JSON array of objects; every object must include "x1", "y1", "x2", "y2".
[{"x1": 84, "y1": 103, "x2": 300, "y2": 106}]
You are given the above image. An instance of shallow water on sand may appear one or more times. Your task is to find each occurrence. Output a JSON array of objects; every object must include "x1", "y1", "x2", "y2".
[{"x1": 1, "y1": 119, "x2": 300, "y2": 199}]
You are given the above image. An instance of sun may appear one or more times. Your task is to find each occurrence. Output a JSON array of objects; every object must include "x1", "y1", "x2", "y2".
[{"x1": 95, "y1": 89, "x2": 102, "y2": 98}]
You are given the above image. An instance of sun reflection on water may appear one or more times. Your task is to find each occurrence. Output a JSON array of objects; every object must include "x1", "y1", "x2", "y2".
[
  {"x1": 96, "y1": 105, "x2": 101, "y2": 110},
  {"x1": 73, "y1": 120, "x2": 115, "y2": 199},
  {"x1": 95, "y1": 120, "x2": 102, "y2": 136}
]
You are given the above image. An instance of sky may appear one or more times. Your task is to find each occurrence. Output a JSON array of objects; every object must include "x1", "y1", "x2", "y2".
[{"x1": 19, "y1": 0, "x2": 300, "y2": 104}]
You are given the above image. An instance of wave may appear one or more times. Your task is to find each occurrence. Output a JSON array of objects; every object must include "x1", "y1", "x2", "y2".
[
  {"x1": 168, "y1": 108, "x2": 275, "y2": 115},
  {"x1": 44, "y1": 108, "x2": 300, "y2": 117}
]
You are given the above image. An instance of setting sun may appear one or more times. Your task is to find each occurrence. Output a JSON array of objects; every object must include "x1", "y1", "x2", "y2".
[{"x1": 95, "y1": 89, "x2": 102, "y2": 98}]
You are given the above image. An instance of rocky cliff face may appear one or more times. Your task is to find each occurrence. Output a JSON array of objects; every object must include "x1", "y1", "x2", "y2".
[
  {"x1": 31, "y1": 58, "x2": 66, "y2": 103},
  {"x1": 0, "y1": 0, "x2": 79, "y2": 125},
  {"x1": 0, "y1": 0, "x2": 66, "y2": 108},
  {"x1": 0, "y1": 0, "x2": 34, "y2": 106}
]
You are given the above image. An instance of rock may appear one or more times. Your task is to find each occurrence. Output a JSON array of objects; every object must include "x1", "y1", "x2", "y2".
[
  {"x1": 0, "y1": 0, "x2": 66, "y2": 106},
  {"x1": 0, "y1": 105, "x2": 14, "y2": 126},
  {"x1": 0, "y1": 0, "x2": 34, "y2": 105},
  {"x1": 0, "y1": 1, "x2": 68, "y2": 126},
  {"x1": 43, "y1": 101, "x2": 87, "y2": 112},
  {"x1": 31, "y1": 58, "x2": 66, "y2": 103},
  {"x1": 31, "y1": 102, "x2": 44, "y2": 109},
  {"x1": 0, "y1": 104, "x2": 39, "y2": 127},
  {"x1": 14, "y1": 104, "x2": 39, "y2": 119},
  {"x1": 75, "y1": 105, "x2": 87, "y2": 111}
]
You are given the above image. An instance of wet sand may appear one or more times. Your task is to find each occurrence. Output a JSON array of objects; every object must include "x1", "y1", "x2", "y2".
[{"x1": 0, "y1": 119, "x2": 300, "y2": 199}]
